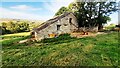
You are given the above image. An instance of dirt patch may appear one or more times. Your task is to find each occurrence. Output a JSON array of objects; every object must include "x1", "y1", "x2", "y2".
[
  {"x1": 70, "y1": 32, "x2": 107, "y2": 38},
  {"x1": 18, "y1": 38, "x2": 36, "y2": 44}
]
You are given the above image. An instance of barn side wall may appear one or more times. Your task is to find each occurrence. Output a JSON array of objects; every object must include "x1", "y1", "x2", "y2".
[
  {"x1": 78, "y1": 26, "x2": 98, "y2": 32},
  {"x1": 35, "y1": 13, "x2": 78, "y2": 40}
]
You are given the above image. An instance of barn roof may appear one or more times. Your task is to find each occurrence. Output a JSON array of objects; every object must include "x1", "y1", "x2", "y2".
[{"x1": 33, "y1": 12, "x2": 75, "y2": 32}]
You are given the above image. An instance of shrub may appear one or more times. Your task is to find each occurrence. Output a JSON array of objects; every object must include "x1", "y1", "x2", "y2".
[{"x1": 40, "y1": 33, "x2": 73, "y2": 43}]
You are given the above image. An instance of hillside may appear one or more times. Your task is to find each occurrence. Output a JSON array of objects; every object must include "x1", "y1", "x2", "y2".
[
  {"x1": 0, "y1": 18, "x2": 45, "y2": 32},
  {"x1": 0, "y1": 18, "x2": 44, "y2": 25},
  {"x1": 2, "y1": 32, "x2": 119, "y2": 66}
]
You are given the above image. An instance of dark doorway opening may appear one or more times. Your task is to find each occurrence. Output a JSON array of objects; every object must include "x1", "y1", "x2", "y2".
[
  {"x1": 31, "y1": 32, "x2": 35, "y2": 38},
  {"x1": 57, "y1": 25, "x2": 61, "y2": 30},
  {"x1": 69, "y1": 18, "x2": 72, "y2": 24}
]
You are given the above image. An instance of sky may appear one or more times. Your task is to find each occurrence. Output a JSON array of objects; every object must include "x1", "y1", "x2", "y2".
[
  {"x1": 0, "y1": 0, "x2": 119, "y2": 25},
  {"x1": 0, "y1": 0, "x2": 73, "y2": 20}
]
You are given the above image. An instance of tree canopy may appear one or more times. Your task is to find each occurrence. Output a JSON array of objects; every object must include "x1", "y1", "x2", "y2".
[
  {"x1": 55, "y1": 6, "x2": 69, "y2": 16},
  {"x1": 55, "y1": 1, "x2": 118, "y2": 30},
  {"x1": 1, "y1": 21, "x2": 30, "y2": 35}
]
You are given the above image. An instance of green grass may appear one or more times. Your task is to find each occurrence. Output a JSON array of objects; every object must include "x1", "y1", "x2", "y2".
[
  {"x1": 1, "y1": 32, "x2": 30, "y2": 47},
  {"x1": 0, "y1": 32, "x2": 30, "y2": 39},
  {"x1": 2, "y1": 32, "x2": 119, "y2": 66}
]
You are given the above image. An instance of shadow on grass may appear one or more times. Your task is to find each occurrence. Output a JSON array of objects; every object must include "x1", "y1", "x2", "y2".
[
  {"x1": 3, "y1": 32, "x2": 119, "y2": 49},
  {"x1": 3, "y1": 34, "x2": 80, "y2": 49},
  {"x1": 2, "y1": 36, "x2": 30, "y2": 49},
  {"x1": 99, "y1": 30, "x2": 119, "y2": 33},
  {"x1": 38, "y1": 34, "x2": 78, "y2": 45}
]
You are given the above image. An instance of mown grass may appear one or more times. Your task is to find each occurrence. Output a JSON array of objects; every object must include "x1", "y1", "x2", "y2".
[
  {"x1": 0, "y1": 32, "x2": 30, "y2": 39},
  {"x1": 2, "y1": 31, "x2": 119, "y2": 66},
  {"x1": 1, "y1": 32, "x2": 30, "y2": 47}
]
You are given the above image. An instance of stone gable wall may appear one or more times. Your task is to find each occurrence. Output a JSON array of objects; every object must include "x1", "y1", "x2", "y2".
[{"x1": 35, "y1": 13, "x2": 78, "y2": 40}]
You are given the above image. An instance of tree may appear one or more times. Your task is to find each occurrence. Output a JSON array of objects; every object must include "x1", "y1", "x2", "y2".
[
  {"x1": 1, "y1": 22, "x2": 12, "y2": 34},
  {"x1": 67, "y1": 1, "x2": 118, "y2": 30},
  {"x1": 1, "y1": 22, "x2": 7, "y2": 31},
  {"x1": 7, "y1": 21, "x2": 16, "y2": 33},
  {"x1": 94, "y1": 2, "x2": 118, "y2": 30},
  {"x1": 68, "y1": 2, "x2": 77, "y2": 12},
  {"x1": 1, "y1": 21, "x2": 30, "y2": 34},
  {"x1": 55, "y1": 6, "x2": 69, "y2": 16},
  {"x1": 1, "y1": 26, "x2": 6, "y2": 35},
  {"x1": 18, "y1": 22, "x2": 30, "y2": 32}
]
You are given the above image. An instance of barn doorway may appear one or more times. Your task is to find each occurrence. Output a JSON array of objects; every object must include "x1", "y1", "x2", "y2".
[
  {"x1": 69, "y1": 18, "x2": 72, "y2": 24},
  {"x1": 31, "y1": 32, "x2": 35, "y2": 38},
  {"x1": 57, "y1": 25, "x2": 61, "y2": 30}
]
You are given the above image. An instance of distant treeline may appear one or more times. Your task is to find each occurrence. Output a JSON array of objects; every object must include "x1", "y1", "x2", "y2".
[{"x1": 1, "y1": 21, "x2": 40, "y2": 35}]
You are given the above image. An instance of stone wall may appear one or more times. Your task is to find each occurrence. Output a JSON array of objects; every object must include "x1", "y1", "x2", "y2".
[
  {"x1": 34, "y1": 13, "x2": 78, "y2": 40},
  {"x1": 77, "y1": 26, "x2": 98, "y2": 32}
]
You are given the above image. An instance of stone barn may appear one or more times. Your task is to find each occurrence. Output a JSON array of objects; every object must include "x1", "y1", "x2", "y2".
[{"x1": 31, "y1": 12, "x2": 78, "y2": 40}]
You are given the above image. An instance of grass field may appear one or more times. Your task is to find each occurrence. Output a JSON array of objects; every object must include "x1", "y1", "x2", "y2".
[
  {"x1": 0, "y1": 32, "x2": 30, "y2": 46},
  {"x1": 1, "y1": 31, "x2": 119, "y2": 66}
]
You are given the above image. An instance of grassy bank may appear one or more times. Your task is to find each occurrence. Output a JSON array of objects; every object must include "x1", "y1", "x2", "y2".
[
  {"x1": 1, "y1": 32, "x2": 30, "y2": 47},
  {"x1": 2, "y1": 32, "x2": 119, "y2": 66}
]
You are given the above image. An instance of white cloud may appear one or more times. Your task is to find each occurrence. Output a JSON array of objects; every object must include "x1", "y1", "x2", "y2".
[
  {"x1": 1, "y1": 0, "x2": 74, "y2": 2},
  {"x1": 10, "y1": 5, "x2": 42, "y2": 10},
  {"x1": 43, "y1": 0, "x2": 74, "y2": 13},
  {"x1": 0, "y1": 1, "x2": 74, "y2": 21},
  {"x1": 0, "y1": 7, "x2": 51, "y2": 20}
]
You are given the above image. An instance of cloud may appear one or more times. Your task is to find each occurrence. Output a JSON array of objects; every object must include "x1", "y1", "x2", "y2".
[
  {"x1": 10, "y1": 5, "x2": 42, "y2": 10},
  {"x1": 0, "y1": 0, "x2": 75, "y2": 21},
  {"x1": 0, "y1": 7, "x2": 51, "y2": 20},
  {"x1": 1, "y1": 0, "x2": 73, "y2": 2},
  {"x1": 43, "y1": 0, "x2": 74, "y2": 13}
]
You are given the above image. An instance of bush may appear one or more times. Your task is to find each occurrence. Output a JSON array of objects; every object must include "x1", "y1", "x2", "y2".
[
  {"x1": 40, "y1": 34, "x2": 73, "y2": 43},
  {"x1": 1, "y1": 21, "x2": 30, "y2": 35},
  {"x1": 104, "y1": 24, "x2": 116, "y2": 31}
]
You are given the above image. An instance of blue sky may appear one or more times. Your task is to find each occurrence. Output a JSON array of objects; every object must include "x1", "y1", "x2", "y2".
[
  {"x1": 1, "y1": 2, "x2": 54, "y2": 20},
  {"x1": 0, "y1": 0, "x2": 119, "y2": 25},
  {"x1": 1, "y1": 0, "x2": 73, "y2": 20}
]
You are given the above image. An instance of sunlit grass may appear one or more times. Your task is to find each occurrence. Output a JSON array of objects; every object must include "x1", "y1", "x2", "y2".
[
  {"x1": 2, "y1": 31, "x2": 119, "y2": 66},
  {"x1": 2, "y1": 32, "x2": 30, "y2": 36},
  {"x1": 1, "y1": 32, "x2": 30, "y2": 47},
  {"x1": 0, "y1": 32, "x2": 30, "y2": 40}
]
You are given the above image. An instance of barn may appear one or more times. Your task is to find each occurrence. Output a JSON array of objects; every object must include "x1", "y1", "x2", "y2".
[{"x1": 31, "y1": 12, "x2": 78, "y2": 40}]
